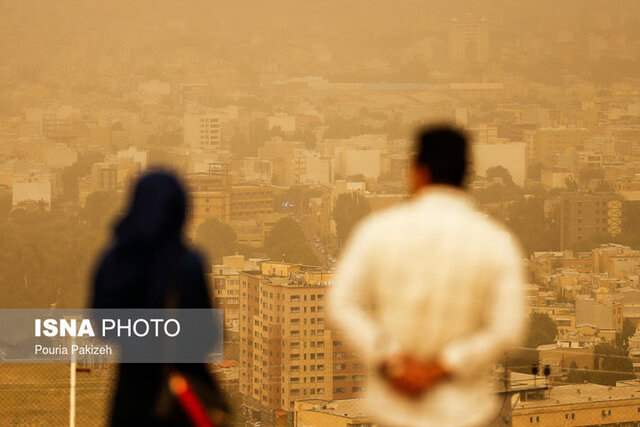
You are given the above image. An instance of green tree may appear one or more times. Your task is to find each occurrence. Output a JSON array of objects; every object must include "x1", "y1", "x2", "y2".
[
  {"x1": 82, "y1": 191, "x2": 121, "y2": 229},
  {"x1": 526, "y1": 313, "x2": 558, "y2": 349},
  {"x1": 264, "y1": 217, "x2": 318, "y2": 265},
  {"x1": 486, "y1": 166, "x2": 516, "y2": 187},
  {"x1": 506, "y1": 347, "x2": 539, "y2": 375},
  {"x1": 195, "y1": 218, "x2": 238, "y2": 264},
  {"x1": 0, "y1": 209, "x2": 99, "y2": 308},
  {"x1": 60, "y1": 151, "x2": 104, "y2": 202},
  {"x1": 590, "y1": 343, "x2": 634, "y2": 386},
  {"x1": 333, "y1": 192, "x2": 371, "y2": 248},
  {"x1": 617, "y1": 319, "x2": 636, "y2": 351},
  {"x1": 505, "y1": 196, "x2": 561, "y2": 254}
]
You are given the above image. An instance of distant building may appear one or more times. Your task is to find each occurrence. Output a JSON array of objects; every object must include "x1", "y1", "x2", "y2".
[
  {"x1": 116, "y1": 147, "x2": 148, "y2": 170},
  {"x1": 294, "y1": 150, "x2": 333, "y2": 185},
  {"x1": 294, "y1": 399, "x2": 373, "y2": 427},
  {"x1": 512, "y1": 383, "x2": 640, "y2": 427},
  {"x1": 184, "y1": 112, "x2": 222, "y2": 151},
  {"x1": 91, "y1": 162, "x2": 118, "y2": 192},
  {"x1": 593, "y1": 244, "x2": 640, "y2": 279},
  {"x1": 12, "y1": 177, "x2": 52, "y2": 210},
  {"x1": 336, "y1": 148, "x2": 381, "y2": 180},
  {"x1": 575, "y1": 296, "x2": 623, "y2": 332},
  {"x1": 180, "y1": 83, "x2": 211, "y2": 107},
  {"x1": 210, "y1": 256, "x2": 248, "y2": 334},
  {"x1": 43, "y1": 143, "x2": 78, "y2": 169},
  {"x1": 448, "y1": 16, "x2": 489, "y2": 64},
  {"x1": 239, "y1": 262, "x2": 365, "y2": 413},
  {"x1": 230, "y1": 185, "x2": 274, "y2": 222},
  {"x1": 258, "y1": 138, "x2": 302, "y2": 186},
  {"x1": 532, "y1": 128, "x2": 589, "y2": 168},
  {"x1": 42, "y1": 106, "x2": 81, "y2": 141},
  {"x1": 185, "y1": 167, "x2": 232, "y2": 229},
  {"x1": 268, "y1": 113, "x2": 296, "y2": 134},
  {"x1": 235, "y1": 157, "x2": 273, "y2": 184},
  {"x1": 541, "y1": 168, "x2": 575, "y2": 189},
  {"x1": 558, "y1": 192, "x2": 621, "y2": 250}
]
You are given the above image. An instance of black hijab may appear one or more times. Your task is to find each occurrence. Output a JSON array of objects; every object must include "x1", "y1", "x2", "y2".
[
  {"x1": 114, "y1": 170, "x2": 188, "y2": 249},
  {"x1": 93, "y1": 170, "x2": 192, "y2": 308}
]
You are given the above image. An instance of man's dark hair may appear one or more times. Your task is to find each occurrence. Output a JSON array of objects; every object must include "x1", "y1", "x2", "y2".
[{"x1": 414, "y1": 124, "x2": 469, "y2": 188}]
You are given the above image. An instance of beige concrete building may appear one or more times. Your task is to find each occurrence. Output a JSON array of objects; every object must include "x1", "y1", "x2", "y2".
[
  {"x1": 532, "y1": 128, "x2": 589, "y2": 168},
  {"x1": 593, "y1": 244, "x2": 640, "y2": 280},
  {"x1": 185, "y1": 170, "x2": 231, "y2": 230},
  {"x1": 186, "y1": 167, "x2": 277, "y2": 237},
  {"x1": 576, "y1": 296, "x2": 623, "y2": 333},
  {"x1": 211, "y1": 264, "x2": 241, "y2": 333},
  {"x1": 294, "y1": 399, "x2": 374, "y2": 427},
  {"x1": 239, "y1": 262, "x2": 365, "y2": 414},
  {"x1": 230, "y1": 185, "x2": 274, "y2": 222},
  {"x1": 258, "y1": 138, "x2": 303, "y2": 186},
  {"x1": 512, "y1": 383, "x2": 640, "y2": 427},
  {"x1": 183, "y1": 111, "x2": 222, "y2": 151},
  {"x1": 558, "y1": 193, "x2": 622, "y2": 250}
]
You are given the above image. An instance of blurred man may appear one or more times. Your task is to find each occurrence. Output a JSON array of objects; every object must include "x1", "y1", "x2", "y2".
[{"x1": 329, "y1": 125, "x2": 526, "y2": 427}]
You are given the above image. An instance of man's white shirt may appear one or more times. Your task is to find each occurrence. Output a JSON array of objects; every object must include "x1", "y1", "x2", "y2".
[{"x1": 329, "y1": 187, "x2": 527, "y2": 427}]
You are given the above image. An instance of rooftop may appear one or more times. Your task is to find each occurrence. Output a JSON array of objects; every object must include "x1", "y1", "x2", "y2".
[
  {"x1": 515, "y1": 383, "x2": 640, "y2": 410},
  {"x1": 297, "y1": 398, "x2": 370, "y2": 419}
]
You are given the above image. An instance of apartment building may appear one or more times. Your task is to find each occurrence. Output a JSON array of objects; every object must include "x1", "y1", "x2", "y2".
[
  {"x1": 230, "y1": 185, "x2": 274, "y2": 221},
  {"x1": 593, "y1": 244, "x2": 640, "y2": 280},
  {"x1": 211, "y1": 265, "x2": 241, "y2": 333},
  {"x1": 576, "y1": 296, "x2": 623, "y2": 332},
  {"x1": 184, "y1": 111, "x2": 222, "y2": 150},
  {"x1": 185, "y1": 167, "x2": 232, "y2": 229},
  {"x1": 239, "y1": 262, "x2": 365, "y2": 415},
  {"x1": 186, "y1": 166, "x2": 278, "y2": 234},
  {"x1": 512, "y1": 383, "x2": 640, "y2": 427},
  {"x1": 558, "y1": 192, "x2": 622, "y2": 250},
  {"x1": 294, "y1": 399, "x2": 374, "y2": 427}
]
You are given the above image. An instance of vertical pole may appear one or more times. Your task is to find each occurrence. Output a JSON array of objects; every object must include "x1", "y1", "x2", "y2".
[{"x1": 69, "y1": 334, "x2": 76, "y2": 427}]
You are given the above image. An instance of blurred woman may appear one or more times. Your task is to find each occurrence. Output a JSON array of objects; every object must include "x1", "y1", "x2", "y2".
[{"x1": 91, "y1": 170, "x2": 228, "y2": 427}]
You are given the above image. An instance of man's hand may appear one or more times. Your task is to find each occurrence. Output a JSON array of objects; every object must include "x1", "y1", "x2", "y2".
[{"x1": 378, "y1": 355, "x2": 451, "y2": 399}]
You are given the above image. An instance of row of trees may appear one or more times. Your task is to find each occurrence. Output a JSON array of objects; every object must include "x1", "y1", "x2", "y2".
[
  {"x1": 1, "y1": 178, "x2": 374, "y2": 306},
  {"x1": 194, "y1": 190, "x2": 374, "y2": 266},
  {"x1": 0, "y1": 204, "x2": 111, "y2": 308},
  {"x1": 194, "y1": 217, "x2": 319, "y2": 266}
]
